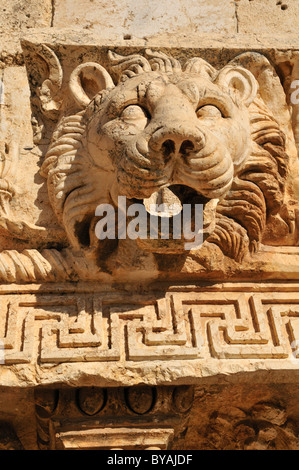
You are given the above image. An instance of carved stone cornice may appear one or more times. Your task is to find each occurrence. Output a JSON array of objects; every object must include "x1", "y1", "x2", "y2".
[{"x1": 0, "y1": 282, "x2": 299, "y2": 387}]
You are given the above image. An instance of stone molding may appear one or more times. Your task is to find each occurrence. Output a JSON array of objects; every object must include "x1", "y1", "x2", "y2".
[
  {"x1": 1, "y1": 282, "x2": 299, "y2": 386},
  {"x1": 34, "y1": 386, "x2": 193, "y2": 450}
]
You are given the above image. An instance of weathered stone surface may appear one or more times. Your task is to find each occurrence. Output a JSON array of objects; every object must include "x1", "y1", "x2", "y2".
[
  {"x1": 0, "y1": 387, "x2": 37, "y2": 450},
  {"x1": 0, "y1": 0, "x2": 52, "y2": 60},
  {"x1": 0, "y1": 0, "x2": 52, "y2": 33},
  {"x1": 175, "y1": 383, "x2": 299, "y2": 450},
  {"x1": 53, "y1": 0, "x2": 237, "y2": 39},
  {"x1": 237, "y1": 0, "x2": 299, "y2": 35}
]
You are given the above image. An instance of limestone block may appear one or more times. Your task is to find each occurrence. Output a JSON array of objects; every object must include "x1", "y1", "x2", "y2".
[
  {"x1": 0, "y1": 0, "x2": 52, "y2": 59},
  {"x1": 53, "y1": 0, "x2": 237, "y2": 39},
  {"x1": 237, "y1": 0, "x2": 299, "y2": 35},
  {"x1": 0, "y1": 0, "x2": 52, "y2": 33},
  {"x1": 0, "y1": 65, "x2": 57, "y2": 252}
]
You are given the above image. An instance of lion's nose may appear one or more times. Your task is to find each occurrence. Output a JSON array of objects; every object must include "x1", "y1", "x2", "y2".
[
  {"x1": 162, "y1": 139, "x2": 195, "y2": 159},
  {"x1": 149, "y1": 127, "x2": 205, "y2": 163}
]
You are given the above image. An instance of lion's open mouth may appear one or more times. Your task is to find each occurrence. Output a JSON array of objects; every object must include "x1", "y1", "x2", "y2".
[
  {"x1": 129, "y1": 184, "x2": 218, "y2": 253},
  {"x1": 142, "y1": 185, "x2": 217, "y2": 228}
]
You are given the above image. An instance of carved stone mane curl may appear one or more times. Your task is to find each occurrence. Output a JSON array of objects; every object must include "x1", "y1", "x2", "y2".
[
  {"x1": 40, "y1": 111, "x2": 98, "y2": 249},
  {"x1": 41, "y1": 51, "x2": 289, "y2": 261},
  {"x1": 208, "y1": 96, "x2": 288, "y2": 261}
]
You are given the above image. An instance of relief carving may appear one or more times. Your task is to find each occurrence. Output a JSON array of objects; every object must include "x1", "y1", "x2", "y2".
[
  {"x1": 1, "y1": 36, "x2": 299, "y2": 450},
  {"x1": 40, "y1": 49, "x2": 291, "y2": 264},
  {"x1": 0, "y1": 44, "x2": 292, "y2": 283},
  {"x1": 2, "y1": 285, "x2": 299, "y2": 366},
  {"x1": 0, "y1": 42, "x2": 298, "y2": 391},
  {"x1": 34, "y1": 386, "x2": 194, "y2": 450},
  {"x1": 193, "y1": 400, "x2": 299, "y2": 450}
]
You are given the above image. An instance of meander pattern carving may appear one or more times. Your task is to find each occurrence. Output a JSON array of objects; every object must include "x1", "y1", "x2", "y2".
[{"x1": 1, "y1": 289, "x2": 299, "y2": 364}]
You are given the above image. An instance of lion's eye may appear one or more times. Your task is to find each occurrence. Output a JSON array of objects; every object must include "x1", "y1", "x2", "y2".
[
  {"x1": 196, "y1": 105, "x2": 223, "y2": 119},
  {"x1": 120, "y1": 105, "x2": 149, "y2": 129}
]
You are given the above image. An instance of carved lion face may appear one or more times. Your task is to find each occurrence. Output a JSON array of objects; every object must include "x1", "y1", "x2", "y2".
[
  {"x1": 87, "y1": 70, "x2": 254, "y2": 200},
  {"x1": 42, "y1": 51, "x2": 288, "y2": 262}
]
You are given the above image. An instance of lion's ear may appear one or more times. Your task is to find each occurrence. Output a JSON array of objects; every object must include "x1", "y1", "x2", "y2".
[
  {"x1": 69, "y1": 62, "x2": 115, "y2": 108},
  {"x1": 216, "y1": 65, "x2": 257, "y2": 107}
]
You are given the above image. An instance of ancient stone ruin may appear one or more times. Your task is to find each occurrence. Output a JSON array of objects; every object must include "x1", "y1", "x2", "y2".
[{"x1": 1, "y1": 0, "x2": 299, "y2": 450}]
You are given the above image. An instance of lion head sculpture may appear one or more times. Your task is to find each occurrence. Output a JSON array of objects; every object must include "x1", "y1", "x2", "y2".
[{"x1": 40, "y1": 50, "x2": 289, "y2": 263}]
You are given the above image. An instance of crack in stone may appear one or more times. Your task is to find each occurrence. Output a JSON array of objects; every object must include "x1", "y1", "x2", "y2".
[
  {"x1": 51, "y1": 0, "x2": 55, "y2": 27},
  {"x1": 234, "y1": 0, "x2": 239, "y2": 33}
]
